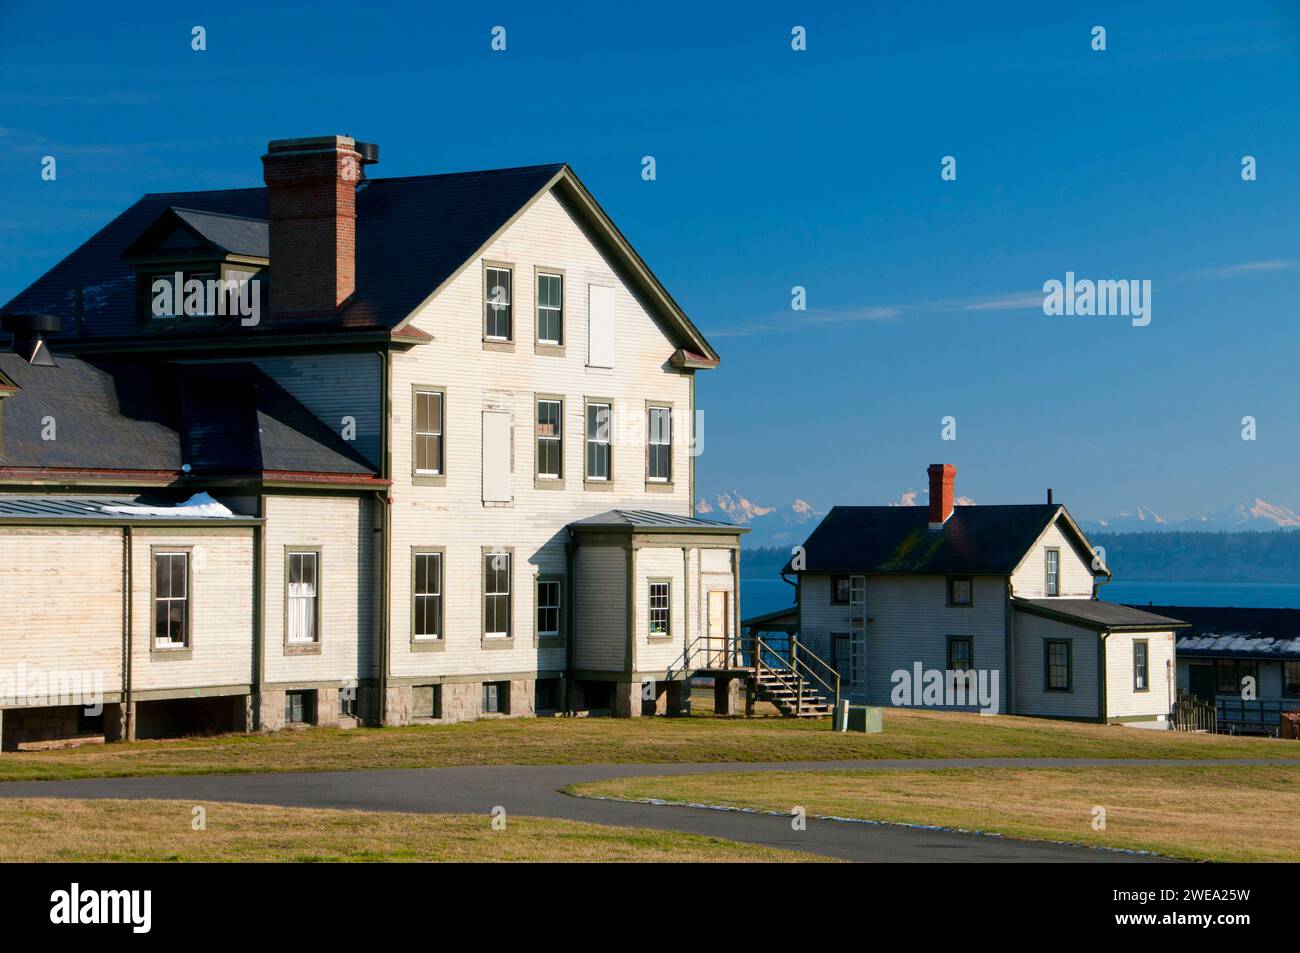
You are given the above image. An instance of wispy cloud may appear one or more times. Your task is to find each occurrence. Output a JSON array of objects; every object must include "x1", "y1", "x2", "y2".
[
  {"x1": 1190, "y1": 260, "x2": 1297, "y2": 279},
  {"x1": 796, "y1": 305, "x2": 901, "y2": 325},
  {"x1": 958, "y1": 291, "x2": 1043, "y2": 312}
]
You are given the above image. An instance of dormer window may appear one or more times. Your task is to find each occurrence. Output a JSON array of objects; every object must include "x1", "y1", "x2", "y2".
[{"x1": 122, "y1": 207, "x2": 268, "y2": 330}]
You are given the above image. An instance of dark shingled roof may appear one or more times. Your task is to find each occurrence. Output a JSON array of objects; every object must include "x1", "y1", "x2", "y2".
[
  {"x1": 0, "y1": 352, "x2": 375, "y2": 477},
  {"x1": 2, "y1": 165, "x2": 565, "y2": 340},
  {"x1": 1013, "y1": 598, "x2": 1187, "y2": 631},
  {"x1": 789, "y1": 504, "x2": 1063, "y2": 574},
  {"x1": 569, "y1": 509, "x2": 746, "y2": 533},
  {"x1": 1146, "y1": 606, "x2": 1300, "y2": 659},
  {"x1": 169, "y1": 208, "x2": 269, "y2": 258}
]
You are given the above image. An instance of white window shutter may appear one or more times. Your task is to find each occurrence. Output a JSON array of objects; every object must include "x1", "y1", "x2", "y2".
[
  {"x1": 587, "y1": 285, "x2": 615, "y2": 368},
  {"x1": 482, "y1": 410, "x2": 512, "y2": 502}
]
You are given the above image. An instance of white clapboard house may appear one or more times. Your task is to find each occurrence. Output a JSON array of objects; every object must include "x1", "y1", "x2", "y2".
[
  {"x1": 766, "y1": 464, "x2": 1187, "y2": 725},
  {"x1": 0, "y1": 135, "x2": 745, "y2": 749}
]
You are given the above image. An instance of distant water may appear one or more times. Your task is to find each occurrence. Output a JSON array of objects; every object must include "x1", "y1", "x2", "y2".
[
  {"x1": 740, "y1": 575, "x2": 1300, "y2": 621},
  {"x1": 1099, "y1": 581, "x2": 1300, "y2": 609}
]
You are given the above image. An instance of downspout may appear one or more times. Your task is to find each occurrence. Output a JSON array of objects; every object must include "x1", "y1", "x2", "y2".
[
  {"x1": 1003, "y1": 577, "x2": 1014, "y2": 716},
  {"x1": 122, "y1": 526, "x2": 133, "y2": 742},
  {"x1": 252, "y1": 495, "x2": 265, "y2": 728},
  {"x1": 376, "y1": 347, "x2": 392, "y2": 726},
  {"x1": 1098, "y1": 629, "x2": 1110, "y2": 724},
  {"x1": 564, "y1": 539, "x2": 576, "y2": 714}
]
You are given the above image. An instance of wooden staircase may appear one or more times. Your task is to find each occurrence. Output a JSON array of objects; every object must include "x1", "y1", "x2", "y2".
[{"x1": 751, "y1": 666, "x2": 833, "y2": 717}]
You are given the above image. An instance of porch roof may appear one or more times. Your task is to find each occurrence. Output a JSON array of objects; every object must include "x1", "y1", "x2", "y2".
[
  {"x1": 569, "y1": 509, "x2": 747, "y2": 535},
  {"x1": 1012, "y1": 598, "x2": 1187, "y2": 631}
]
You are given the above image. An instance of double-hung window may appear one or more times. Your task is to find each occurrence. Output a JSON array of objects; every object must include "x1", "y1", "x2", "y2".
[
  {"x1": 485, "y1": 266, "x2": 512, "y2": 340},
  {"x1": 413, "y1": 551, "x2": 443, "y2": 640},
  {"x1": 537, "y1": 579, "x2": 561, "y2": 638},
  {"x1": 586, "y1": 402, "x2": 611, "y2": 481},
  {"x1": 647, "y1": 406, "x2": 671, "y2": 483},
  {"x1": 1045, "y1": 640, "x2": 1071, "y2": 691},
  {"x1": 948, "y1": 576, "x2": 972, "y2": 607},
  {"x1": 414, "y1": 388, "x2": 444, "y2": 475},
  {"x1": 536, "y1": 272, "x2": 563, "y2": 345},
  {"x1": 286, "y1": 551, "x2": 319, "y2": 644},
  {"x1": 536, "y1": 399, "x2": 562, "y2": 480},
  {"x1": 648, "y1": 581, "x2": 670, "y2": 637},
  {"x1": 1133, "y1": 639, "x2": 1149, "y2": 691},
  {"x1": 947, "y1": 637, "x2": 973, "y2": 672},
  {"x1": 153, "y1": 551, "x2": 189, "y2": 649},
  {"x1": 1045, "y1": 549, "x2": 1060, "y2": 596},
  {"x1": 484, "y1": 552, "x2": 512, "y2": 638}
]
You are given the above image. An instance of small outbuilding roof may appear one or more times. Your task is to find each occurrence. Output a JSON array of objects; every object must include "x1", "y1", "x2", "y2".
[
  {"x1": 1151, "y1": 605, "x2": 1300, "y2": 660},
  {"x1": 1013, "y1": 598, "x2": 1187, "y2": 631}
]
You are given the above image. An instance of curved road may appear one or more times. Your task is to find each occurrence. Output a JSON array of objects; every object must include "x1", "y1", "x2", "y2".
[{"x1": 1, "y1": 757, "x2": 1281, "y2": 862}]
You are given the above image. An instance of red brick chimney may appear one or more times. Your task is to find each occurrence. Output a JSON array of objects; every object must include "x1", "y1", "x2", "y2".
[
  {"x1": 928, "y1": 463, "x2": 956, "y2": 528},
  {"x1": 262, "y1": 136, "x2": 362, "y2": 318}
]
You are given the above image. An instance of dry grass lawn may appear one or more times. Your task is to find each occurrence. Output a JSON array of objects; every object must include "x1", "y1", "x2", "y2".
[
  {"x1": 2, "y1": 709, "x2": 1297, "y2": 783},
  {"x1": 571, "y1": 764, "x2": 1300, "y2": 862},
  {"x1": 0, "y1": 798, "x2": 827, "y2": 862}
]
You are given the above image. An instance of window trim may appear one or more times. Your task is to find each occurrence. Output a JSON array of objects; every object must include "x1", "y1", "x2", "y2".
[
  {"x1": 411, "y1": 384, "x2": 447, "y2": 487},
  {"x1": 946, "y1": 635, "x2": 974, "y2": 672},
  {"x1": 535, "y1": 574, "x2": 564, "y2": 646},
  {"x1": 410, "y1": 547, "x2": 446, "y2": 652},
  {"x1": 583, "y1": 397, "x2": 614, "y2": 489},
  {"x1": 1285, "y1": 660, "x2": 1300, "y2": 698},
  {"x1": 481, "y1": 546, "x2": 515, "y2": 647},
  {"x1": 830, "y1": 575, "x2": 850, "y2": 604},
  {"x1": 534, "y1": 266, "x2": 565, "y2": 353},
  {"x1": 1044, "y1": 548, "x2": 1060, "y2": 597},
  {"x1": 283, "y1": 545, "x2": 323, "y2": 655},
  {"x1": 150, "y1": 546, "x2": 193, "y2": 659},
  {"x1": 482, "y1": 260, "x2": 515, "y2": 348},
  {"x1": 645, "y1": 401, "x2": 674, "y2": 489},
  {"x1": 648, "y1": 578, "x2": 672, "y2": 640},
  {"x1": 1044, "y1": 638, "x2": 1072, "y2": 692},
  {"x1": 946, "y1": 575, "x2": 973, "y2": 607},
  {"x1": 534, "y1": 394, "x2": 565, "y2": 488},
  {"x1": 1133, "y1": 638, "x2": 1150, "y2": 692}
]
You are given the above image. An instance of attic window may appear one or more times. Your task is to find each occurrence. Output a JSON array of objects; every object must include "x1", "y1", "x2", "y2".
[{"x1": 149, "y1": 270, "x2": 219, "y2": 319}]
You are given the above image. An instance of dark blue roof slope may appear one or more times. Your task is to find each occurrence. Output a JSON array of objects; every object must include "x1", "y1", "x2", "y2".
[
  {"x1": 0, "y1": 352, "x2": 374, "y2": 477},
  {"x1": 2, "y1": 165, "x2": 565, "y2": 340},
  {"x1": 790, "y1": 504, "x2": 1065, "y2": 574}
]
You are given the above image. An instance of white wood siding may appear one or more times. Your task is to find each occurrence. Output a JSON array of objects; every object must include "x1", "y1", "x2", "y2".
[
  {"x1": 261, "y1": 495, "x2": 377, "y2": 685},
  {"x1": 388, "y1": 188, "x2": 693, "y2": 681},
  {"x1": 800, "y1": 573, "x2": 1008, "y2": 711},
  {"x1": 574, "y1": 544, "x2": 627, "y2": 671},
  {"x1": 1106, "y1": 631, "x2": 1175, "y2": 720},
  {"x1": 0, "y1": 527, "x2": 124, "y2": 697},
  {"x1": 129, "y1": 527, "x2": 254, "y2": 694},
  {"x1": 634, "y1": 546, "x2": 686, "y2": 672},
  {"x1": 1012, "y1": 611, "x2": 1099, "y2": 719},
  {"x1": 1011, "y1": 520, "x2": 1097, "y2": 598}
]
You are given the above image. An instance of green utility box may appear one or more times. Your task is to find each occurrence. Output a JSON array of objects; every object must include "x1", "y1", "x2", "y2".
[{"x1": 835, "y1": 700, "x2": 883, "y2": 733}]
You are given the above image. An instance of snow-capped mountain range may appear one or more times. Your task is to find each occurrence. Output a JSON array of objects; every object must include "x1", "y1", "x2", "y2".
[
  {"x1": 699, "y1": 489, "x2": 1300, "y2": 546},
  {"x1": 1080, "y1": 499, "x2": 1300, "y2": 534}
]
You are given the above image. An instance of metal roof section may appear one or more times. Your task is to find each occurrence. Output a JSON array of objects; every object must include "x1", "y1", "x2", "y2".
[
  {"x1": 0, "y1": 494, "x2": 259, "y2": 524},
  {"x1": 569, "y1": 509, "x2": 747, "y2": 533},
  {"x1": 1152, "y1": 605, "x2": 1300, "y2": 659}
]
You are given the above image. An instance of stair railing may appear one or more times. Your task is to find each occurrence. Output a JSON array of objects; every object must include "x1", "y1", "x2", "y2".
[{"x1": 790, "y1": 637, "x2": 841, "y2": 713}]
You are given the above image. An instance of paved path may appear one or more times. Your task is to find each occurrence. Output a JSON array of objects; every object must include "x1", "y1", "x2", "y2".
[{"x1": 1, "y1": 758, "x2": 1281, "y2": 862}]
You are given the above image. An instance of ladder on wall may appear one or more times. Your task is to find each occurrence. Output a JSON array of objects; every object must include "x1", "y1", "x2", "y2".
[{"x1": 848, "y1": 575, "x2": 867, "y2": 696}]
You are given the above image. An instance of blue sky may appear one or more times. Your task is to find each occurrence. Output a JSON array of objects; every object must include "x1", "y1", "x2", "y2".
[{"x1": 1, "y1": 1, "x2": 1298, "y2": 520}]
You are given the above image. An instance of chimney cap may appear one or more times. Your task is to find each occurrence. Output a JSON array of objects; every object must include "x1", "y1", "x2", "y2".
[
  {"x1": 355, "y1": 141, "x2": 380, "y2": 165},
  {"x1": 2, "y1": 312, "x2": 61, "y2": 336}
]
